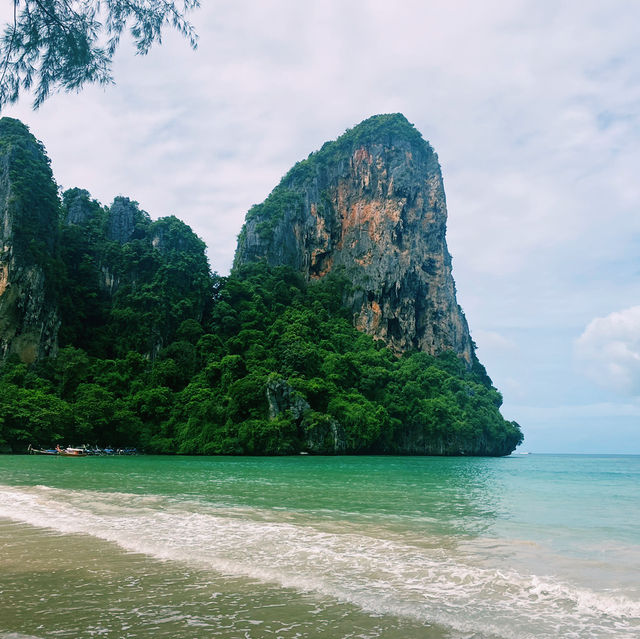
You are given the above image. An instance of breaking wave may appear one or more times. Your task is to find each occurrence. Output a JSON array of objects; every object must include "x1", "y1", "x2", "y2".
[{"x1": 1, "y1": 484, "x2": 638, "y2": 639}]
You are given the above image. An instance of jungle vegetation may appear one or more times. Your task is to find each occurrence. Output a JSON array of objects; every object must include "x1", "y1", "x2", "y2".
[
  {"x1": 0, "y1": 214, "x2": 523, "y2": 455},
  {"x1": 0, "y1": 117, "x2": 523, "y2": 455}
]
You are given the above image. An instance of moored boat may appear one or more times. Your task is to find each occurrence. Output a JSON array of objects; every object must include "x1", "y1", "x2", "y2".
[
  {"x1": 27, "y1": 445, "x2": 59, "y2": 455},
  {"x1": 56, "y1": 445, "x2": 88, "y2": 457},
  {"x1": 27, "y1": 444, "x2": 139, "y2": 456}
]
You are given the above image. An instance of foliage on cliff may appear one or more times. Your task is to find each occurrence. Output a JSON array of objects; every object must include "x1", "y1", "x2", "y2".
[
  {"x1": 282, "y1": 113, "x2": 429, "y2": 188},
  {"x1": 0, "y1": 118, "x2": 61, "y2": 279},
  {"x1": 0, "y1": 258, "x2": 523, "y2": 455},
  {"x1": 57, "y1": 190, "x2": 211, "y2": 357}
]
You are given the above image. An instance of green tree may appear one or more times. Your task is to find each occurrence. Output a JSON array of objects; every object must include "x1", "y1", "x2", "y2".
[
  {"x1": 0, "y1": 0, "x2": 200, "y2": 108},
  {"x1": 0, "y1": 385, "x2": 72, "y2": 451}
]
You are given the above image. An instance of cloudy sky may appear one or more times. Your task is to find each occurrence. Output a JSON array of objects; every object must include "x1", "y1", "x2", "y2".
[{"x1": 2, "y1": 0, "x2": 639, "y2": 453}]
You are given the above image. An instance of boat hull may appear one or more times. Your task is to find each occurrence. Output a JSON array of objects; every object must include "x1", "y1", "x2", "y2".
[{"x1": 58, "y1": 449, "x2": 88, "y2": 457}]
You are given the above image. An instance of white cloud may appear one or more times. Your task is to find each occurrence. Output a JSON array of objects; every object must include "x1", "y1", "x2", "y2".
[{"x1": 575, "y1": 306, "x2": 640, "y2": 395}]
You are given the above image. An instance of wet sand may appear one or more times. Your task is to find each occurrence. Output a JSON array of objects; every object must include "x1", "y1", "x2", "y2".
[{"x1": 0, "y1": 519, "x2": 454, "y2": 639}]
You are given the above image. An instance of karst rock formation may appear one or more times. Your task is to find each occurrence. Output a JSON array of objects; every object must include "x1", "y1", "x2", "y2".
[{"x1": 235, "y1": 113, "x2": 473, "y2": 363}]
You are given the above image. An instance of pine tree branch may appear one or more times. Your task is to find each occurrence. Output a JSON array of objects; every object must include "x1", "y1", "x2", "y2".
[{"x1": 0, "y1": 0, "x2": 19, "y2": 91}]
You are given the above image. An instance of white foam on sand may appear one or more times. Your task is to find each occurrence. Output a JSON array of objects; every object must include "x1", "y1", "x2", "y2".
[{"x1": 2, "y1": 484, "x2": 639, "y2": 639}]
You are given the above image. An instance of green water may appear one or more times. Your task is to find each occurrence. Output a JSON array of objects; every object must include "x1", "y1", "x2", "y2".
[{"x1": 1, "y1": 454, "x2": 639, "y2": 638}]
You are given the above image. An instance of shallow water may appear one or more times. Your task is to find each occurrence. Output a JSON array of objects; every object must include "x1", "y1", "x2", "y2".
[{"x1": 0, "y1": 454, "x2": 638, "y2": 638}]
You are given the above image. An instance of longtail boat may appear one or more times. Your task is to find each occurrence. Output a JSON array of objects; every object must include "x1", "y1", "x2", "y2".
[
  {"x1": 56, "y1": 445, "x2": 88, "y2": 457},
  {"x1": 27, "y1": 445, "x2": 58, "y2": 455}
]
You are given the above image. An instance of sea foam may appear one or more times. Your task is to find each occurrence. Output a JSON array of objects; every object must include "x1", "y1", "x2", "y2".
[{"x1": 2, "y1": 484, "x2": 639, "y2": 639}]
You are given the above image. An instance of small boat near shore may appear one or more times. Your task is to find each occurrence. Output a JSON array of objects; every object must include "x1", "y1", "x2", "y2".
[
  {"x1": 56, "y1": 445, "x2": 88, "y2": 457},
  {"x1": 27, "y1": 445, "x2": 59, "y2": 455},
  {"x1": 28, "y1": 445, "x2": 88, "y2": 457},
  {"x1": 28, "y1": 444, "x2": 140, "y2": 456}
]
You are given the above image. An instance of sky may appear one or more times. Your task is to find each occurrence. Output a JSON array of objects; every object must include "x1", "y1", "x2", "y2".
[{"x1": 1, "y1": 0, "x2": 639, "y2": 453}]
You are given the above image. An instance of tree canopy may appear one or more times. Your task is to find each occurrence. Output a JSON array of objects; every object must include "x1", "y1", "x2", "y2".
[{"x1": 0, "y1": 0, "x2": 200, "y2": 108}]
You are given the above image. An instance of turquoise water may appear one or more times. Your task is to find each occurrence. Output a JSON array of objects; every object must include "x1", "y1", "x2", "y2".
[{"x1": 0, "y1": 454, "x2": 638, "y2": 638}]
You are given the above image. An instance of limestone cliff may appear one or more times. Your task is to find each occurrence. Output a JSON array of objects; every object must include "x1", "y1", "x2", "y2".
[
  {"x1": 57, "y1": 190, "x2": 211, "y2": 358},
  {"x1": 0, "y1": 118, "x2": 60, "y2": 363},
  {"x1": 235, "y1": 114, "x2": 473, "y2": 362},
  {"x1": 0, "y1": 116, "x2": 212, "y2": 364}
]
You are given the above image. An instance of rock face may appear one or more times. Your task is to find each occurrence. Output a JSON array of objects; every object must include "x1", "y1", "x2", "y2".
[
  {"x1": 63, "y1": 189, "x2": 96, "y2": 226},
  {"x1": 235, "y1": 114, "x2": 473, "y2": 362},
  {"x1": 107, "y1": 196, "x2": 146, "y2": 244},
  {"x1": 0, "y1": 118, "x2": 60, "y2": 363},
  {"x1": 266, "y1": 376, "x2": 346, "y2": 454}
]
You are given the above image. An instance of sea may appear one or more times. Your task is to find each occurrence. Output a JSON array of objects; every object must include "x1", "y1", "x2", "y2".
[{"x1": 0, "y1": 454, "x2": 638, "y2": 639}]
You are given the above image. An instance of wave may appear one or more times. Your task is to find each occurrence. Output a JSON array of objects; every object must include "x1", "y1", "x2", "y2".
[{"x1": 1, "y1": 484, "x2": 638, "y2": 639}]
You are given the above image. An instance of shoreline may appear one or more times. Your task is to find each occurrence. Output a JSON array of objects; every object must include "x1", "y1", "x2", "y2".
[{"x1": 0, "y1": 518, "x2": 453, "y2": 639}]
